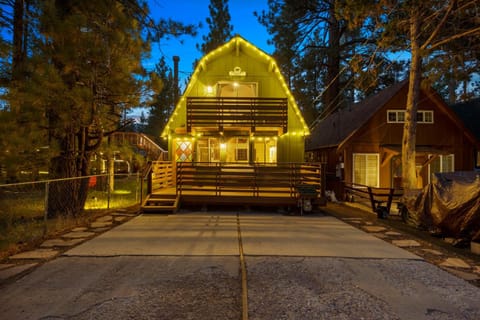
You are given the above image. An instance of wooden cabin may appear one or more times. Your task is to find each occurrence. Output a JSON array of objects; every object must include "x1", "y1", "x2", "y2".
[
  {"x1": 161, "y1": 35, "x2": 310, "y2": 163},
  {"x1": 142, "y1": 36, "x2": 323, "y2": 212},
  {"x1": 305, "y1": 80, "x2": 479, "y2": 199}
]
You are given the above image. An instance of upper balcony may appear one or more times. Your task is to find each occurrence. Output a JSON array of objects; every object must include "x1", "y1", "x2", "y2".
[{"x1": 186, "y1": 97, "x2": 288, "y2": 134}]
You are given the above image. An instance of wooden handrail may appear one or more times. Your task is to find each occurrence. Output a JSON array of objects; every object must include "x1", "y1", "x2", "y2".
[
  {"x1": 186, "y1": 97, "x2": 288, "y2": 133},
  {"x1": 176, "y1": 162, "x2": 322, "y2": 199}
]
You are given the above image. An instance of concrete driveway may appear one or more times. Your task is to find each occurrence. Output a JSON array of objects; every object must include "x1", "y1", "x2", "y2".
[
  {"x1": 1, "y1": 212, "x2": 479, "y2": 320},
  {"x1": 64, "y1": 213, "x2": 418, "y2": 259}
]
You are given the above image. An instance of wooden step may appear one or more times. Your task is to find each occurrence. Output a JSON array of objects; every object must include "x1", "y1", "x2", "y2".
[{"x1": 142, "y1": 194, "x2": 179, "y2": 213}]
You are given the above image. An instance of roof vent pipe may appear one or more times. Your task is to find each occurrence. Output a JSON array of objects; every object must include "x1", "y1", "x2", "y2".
[{"x1": 173, "y1": 56, "x2": 180, "y2": 105}]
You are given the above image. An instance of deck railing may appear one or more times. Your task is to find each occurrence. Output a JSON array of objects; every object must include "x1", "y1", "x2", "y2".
[
  {"x1": 149, "y1": 161, "x2": 176, "y2": 193},
  {"x1": 175, "y1": 162, "x2": 322, "y2": 200},
  {"x1": 111, "y1": 132, "x2": 168, "y2": 160},
  {"x1": 186, "y1": 97, "x2": 288, "y2": 133}
]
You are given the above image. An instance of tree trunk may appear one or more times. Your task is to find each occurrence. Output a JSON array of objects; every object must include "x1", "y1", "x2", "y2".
[
  {"x1": 402, "y1": 10, "x2": 422, "y2": 191},
  {"x1": 323, "y1": 4, "x2": 341, "y2": 116},
  {"x1": 47, "y1": 133, "x2": 90, "y2": 218},
  {"x1": 12, "y1": 0, "x2": 25, "y2": 83}
]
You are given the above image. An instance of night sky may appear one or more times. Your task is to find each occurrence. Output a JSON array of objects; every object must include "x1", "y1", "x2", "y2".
[{"x1": 146, "y1": 0, "x2": 273, "y2": 81}]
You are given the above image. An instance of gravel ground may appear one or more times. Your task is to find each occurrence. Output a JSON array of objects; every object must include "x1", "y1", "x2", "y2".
[
  {"x1": 2, "y1": 206, "x2": 480, "y2": 319},
  {"x1": 247, "y1": 257, "x2": 480, "y2": 320},
  {"x1": 0, "y1": 256, "x2": 242, "y2": 320},
  {"x1": 3, "y1": 255, "x2": 479, "y2": 319}
]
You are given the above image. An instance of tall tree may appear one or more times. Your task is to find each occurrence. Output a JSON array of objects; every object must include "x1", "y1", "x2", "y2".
[
  {"x1": 256, "y1": 0, "x2": 398, "y2": 125},
  {"x1": 197, "y1": 0, "x2": 233, "y2": 56},
  {"x1": 1, "y1": 0, "x2": 195, "y2": 216},
  {"x1": 0, "y1": 0, "x2": 44, "y2": 183},
  {"x1": 374, "y1": 0, "x2": 480, "y2": 190},
  {"x1": 144, "y1": 56, "x2": 175, "y2": 144}
]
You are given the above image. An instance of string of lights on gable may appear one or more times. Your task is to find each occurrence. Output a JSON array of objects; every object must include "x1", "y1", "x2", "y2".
[{"x1": 161, "y1": 36, "x2": 310, "y2": 140}]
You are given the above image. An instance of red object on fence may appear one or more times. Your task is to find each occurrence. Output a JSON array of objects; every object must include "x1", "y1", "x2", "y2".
[{"x1": 89, "y1": 176, "x2": 97, "y2": 187}]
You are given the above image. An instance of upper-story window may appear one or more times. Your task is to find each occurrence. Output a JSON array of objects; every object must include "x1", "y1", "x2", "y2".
[
  {"x1": 387, "y1": 110, "x2": 434, "y2": 124},
  {"x1": 217, "y1": 82, "x2": 257, "y2": 97}
]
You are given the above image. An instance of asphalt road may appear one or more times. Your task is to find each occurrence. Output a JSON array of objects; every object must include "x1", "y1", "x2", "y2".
[{"x1": 1, "y1": 212, "x2": 479, "y2": 320}]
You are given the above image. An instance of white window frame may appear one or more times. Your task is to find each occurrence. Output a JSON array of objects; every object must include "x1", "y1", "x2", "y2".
[
  {"x1": 387, "y1": 110, "x2": 434, "y2": 124},
  {"x1": 234, "y1": 137, "x2": 249, "y2": 162},
  {"x1": 428, "y1": 154, "x2": 455, "y2": 182},
  {"x1": 352, "y1": 153, "x2": 380, "y2": 187}
]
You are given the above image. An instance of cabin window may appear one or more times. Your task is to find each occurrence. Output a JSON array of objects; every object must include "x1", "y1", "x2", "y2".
[
  {"x1": 196, "y1": 138, "x2": 220, "y2": 162},
  {"x1": 387, "y1": 110, "x2": 405, "y2": 123},
  {"x1": 175, "y1": 140, "x2": 193, "y2": 162},
  {"x1": 429, "y1": 154, "x2": 454, "y2": 181},
  {"x1": 254, "y1": 137, "x2": 277, "y2": 163},
  {"x1": 417, "y1": 110, "x2": 434, "y2": 123},
  {"x1": 387, "y1": 110, "x2": 433, "y2": 123},
  {"x1": 217, "y1": 82, "x2": 257, "y2": 97},
  {"x1": 476, "y1": 150, "x2": 480, "y2": 168},
  {"x1": 223, "y1": 137, "x2": 249, "y2": 162},
  {"x1": 353, "y1": 153, "x2": 379, "y2": 187},
  {"x1": 234, "y1": 137, "x2": 249, "y2": 162}
]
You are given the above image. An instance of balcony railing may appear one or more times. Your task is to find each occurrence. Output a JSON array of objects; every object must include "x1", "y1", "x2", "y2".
[{"x1": 186, "y1": 97, "x2": 288, "y2": 133}]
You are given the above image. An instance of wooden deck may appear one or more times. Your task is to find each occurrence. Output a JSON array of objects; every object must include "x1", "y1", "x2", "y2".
[{"x1": 143, "y1": 162, "x2": 325, "y2": 212}]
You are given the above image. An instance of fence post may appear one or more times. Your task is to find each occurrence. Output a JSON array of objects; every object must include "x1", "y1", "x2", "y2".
[
  {"x1": 136, "y1": 171, "x2": 140, "y2": 204},
  {"x1": 44, "y1": 181, "x2": 49, "y2": 235},
  {"x1": 107, "y1": 173, "x2": 111, "y2": 209}
]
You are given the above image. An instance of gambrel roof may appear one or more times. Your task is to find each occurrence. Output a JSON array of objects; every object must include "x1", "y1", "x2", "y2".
[{"x1": 161, "y1": 35, "x2": 309, "y2": 137}]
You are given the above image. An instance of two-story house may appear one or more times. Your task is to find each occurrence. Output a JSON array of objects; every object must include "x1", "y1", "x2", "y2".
[
  {"x1": 142, "y1": 36, "x2": 321, "y2": 212},
  {"x1": 161, "y1": 35, "x2": 310, "y2": 164},
  {"x1": 305, "y1": 80, "x2": 479, "y2": 197}
]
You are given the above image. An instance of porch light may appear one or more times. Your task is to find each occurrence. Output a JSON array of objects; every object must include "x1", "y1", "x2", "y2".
[
  {"x1": 220, "y1": 142, "x2": 227, "y2": 149},
  {"x1": 206, "y1": 86, "x2": 213, "y2": 95}
]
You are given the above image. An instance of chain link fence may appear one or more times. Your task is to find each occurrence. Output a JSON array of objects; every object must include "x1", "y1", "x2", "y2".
[{"x1": 0, "y1": 173, "x2": 146, "y2": 255}]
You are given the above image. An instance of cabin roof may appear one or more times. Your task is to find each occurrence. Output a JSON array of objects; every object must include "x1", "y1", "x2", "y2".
[
  {"x1": 161, "y1": 35, "x2": 309, "y2": 137},
  {"x1": 306, "y1": 80, "x2": 479, "y2": 152},
  {"x1": 305, "y1": 80, "x2": 408, "y2": 151}
]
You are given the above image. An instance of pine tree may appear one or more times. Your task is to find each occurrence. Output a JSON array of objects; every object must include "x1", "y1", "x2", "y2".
[
  {"x1": 197, "y1": 0, "x2": 233, "y2": 56},
  {"x1": 144, "y1": 56, "x2": 175, "y2": 145},
  {"x1": 350, "y1": 0, "x2": 480, "y2": 190},
  {"x1": 7, "y1": 0, "x2": 152, "y2": 216},
  {"x1": 256, "y1": 0, "x2": 397, "y2": 125},
  {"x1": 0, "y1": 0, "x2": 45, "y2": 183}
]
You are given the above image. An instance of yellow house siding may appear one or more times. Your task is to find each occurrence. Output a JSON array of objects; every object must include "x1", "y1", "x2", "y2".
[{"x1": 161, "y1": 36, "x2": 309, "y2": 164}]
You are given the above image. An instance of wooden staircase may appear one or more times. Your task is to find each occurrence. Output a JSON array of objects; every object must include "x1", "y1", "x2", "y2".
[{"x1": 141, "y1": 194, "x2": 179, "y2": 214}]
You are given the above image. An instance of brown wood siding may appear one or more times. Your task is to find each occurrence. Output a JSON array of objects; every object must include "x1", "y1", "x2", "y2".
[{"x1": 344, "y1": 88, "x2": 476, "y2": 188}]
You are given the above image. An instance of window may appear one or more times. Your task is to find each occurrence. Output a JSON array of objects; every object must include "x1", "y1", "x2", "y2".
[
  {"x1": 196, "y1": 138, "x2": 219, "y2": 162},
  {"x1": 387, "y1": 110, "x2": 404, "y2": 123},
  {"x1": 175, "y1": 141, "x2": 193, "y2": 162},
  {"x1": 416, "y1": 110, "x2": 433, "y2": 123},
  {"x1": 224, "y1": 137, "x2": 249, "y2": 162},
  {"x1": 217, "y1": 82, "x2": 257, "y2": 97},
  {"x1": 387, "y1": 110, "x2": 433, "y2": 123},
  {"x1": 476, "y1": 150, "x2": 480, "y2": 168},
  {"x1": 254, "y1": 138, "x2": 277, "y2": 163},
  {"x1": 353, "y1": 153, "x2": 379, "y2": 187},
  {"x1": 429, "y1": 154, "x2": 454, "y2": 180}
]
